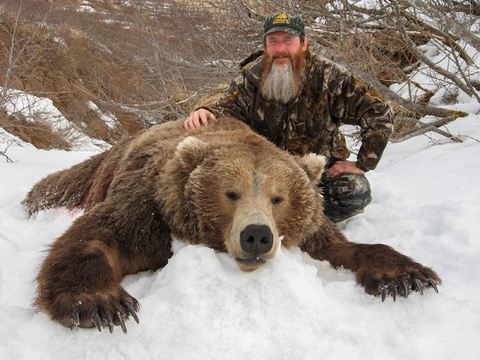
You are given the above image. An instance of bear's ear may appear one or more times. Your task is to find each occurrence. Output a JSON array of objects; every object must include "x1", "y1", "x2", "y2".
[
  {"x1": 294, "y1": 153, "x2": 326, "y2": 183},
  {"x1": 175, "y1": 136, "x2": 213, "y2": 170}
]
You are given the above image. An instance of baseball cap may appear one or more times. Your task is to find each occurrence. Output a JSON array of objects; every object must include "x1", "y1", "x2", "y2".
[{"x1": 264, "y1": 11, "x2": 305, "y2": 37}]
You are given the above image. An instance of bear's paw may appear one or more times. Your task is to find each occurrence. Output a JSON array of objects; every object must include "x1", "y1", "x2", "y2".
[
  {"x1": 49, "y1": 286, "x2": 140, "y2": 334},
  {"x1": 354, "y1": 244, "x2": 441, "y2": 302}
]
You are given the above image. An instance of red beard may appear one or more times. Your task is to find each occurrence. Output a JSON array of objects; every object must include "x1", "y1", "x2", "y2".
[
  {"x1": 260, "y1": 47, "x2": 307, "y2": 103},
  {"x1": 261, "y1": 47, "x2": 306, "y2": 85}
]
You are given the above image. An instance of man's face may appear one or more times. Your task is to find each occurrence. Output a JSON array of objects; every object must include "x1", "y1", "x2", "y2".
[
  {"x1": 261, "y1": 31, "x2": 308, "y2": 103},
  {"x1": 264, "y1": 31, "x2": 308, "y2": 65}
]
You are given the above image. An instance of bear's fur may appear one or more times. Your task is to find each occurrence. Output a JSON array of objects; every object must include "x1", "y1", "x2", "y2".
[{"x1": 23, "y1": 117, "x2": 440, "y2": 333}]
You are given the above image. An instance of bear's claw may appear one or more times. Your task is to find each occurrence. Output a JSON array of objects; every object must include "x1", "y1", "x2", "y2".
[
  {"x1": 67, "y1": 299, "x2": 139, "y2": 334},
  {"x1": 414, "y1": 278, "x2": 425, "y2": 295},
  {"x1": 380, "y1": 278, "x2": 440, "y2": 302},
  {"x1": 117, "y1": 311, "x2": 127, "y2": 333},
  {"x1": 401, "y1": 280, "x2": 409, "y2": 299},
  {"x1": 103, "y1": 307, "x2": 114, "y2": 333},
  {"x1": 429, "y1": 279, "x2": 439, "y2": 293},
  {"x1": 92, "y1": 313, "x2": 102, "y2": 332},
  {"x1": 124, "y1": 301, "x2": 140, "y2": 324},
  {"x1": 69, "y1": 311, "x2": 80, "y2": 330}
]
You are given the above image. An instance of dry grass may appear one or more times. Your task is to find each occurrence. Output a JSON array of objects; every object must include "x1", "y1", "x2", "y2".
[{"x1": 1, "y1": 114, "x2": 71, "y2": 150}]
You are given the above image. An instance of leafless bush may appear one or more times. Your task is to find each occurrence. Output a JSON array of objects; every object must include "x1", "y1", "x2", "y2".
[{"x1": 298, "y1": 0, "x2": 479, "y2": 140}]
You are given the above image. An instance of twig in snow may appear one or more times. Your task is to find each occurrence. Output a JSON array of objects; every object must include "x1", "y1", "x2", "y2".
[{"x1": 1, "y1": 145, "x2": 16, "y2": 163}]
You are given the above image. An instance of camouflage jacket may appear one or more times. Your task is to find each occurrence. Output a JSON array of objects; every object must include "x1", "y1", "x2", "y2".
[{"x1": 202, "y1": 50, "x2": 394, "y2": 171}]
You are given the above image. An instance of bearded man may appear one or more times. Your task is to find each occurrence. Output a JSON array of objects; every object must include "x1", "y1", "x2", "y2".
[{"x1": 184, "y1": 11, "x2": 395, "y2": 223}]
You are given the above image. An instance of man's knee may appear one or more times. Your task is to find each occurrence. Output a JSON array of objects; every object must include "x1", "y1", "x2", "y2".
[
  {"x1": 320, "y1": 173, "x2": 372, "y2": 222},
  {"x1": 322, "y1": 173, "x2": 371, "y2": 204}
]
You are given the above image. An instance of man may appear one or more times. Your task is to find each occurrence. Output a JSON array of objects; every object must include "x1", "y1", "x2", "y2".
[{"x1": 184, "y1": 11, "x2": 394, "y2": 223}]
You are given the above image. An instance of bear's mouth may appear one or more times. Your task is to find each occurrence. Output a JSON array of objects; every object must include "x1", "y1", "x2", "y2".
[{"x1": 235, "y1": 257, "x2": 266, "y2": 270}]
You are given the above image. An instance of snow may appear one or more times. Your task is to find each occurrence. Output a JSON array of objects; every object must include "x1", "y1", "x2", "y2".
[
  {"x1": 1, "y1": 108, "x2": 480, "y2": 359},
  {"x1": 87, "y1": 101, "x2": 118, "y2": 131},
  {"x1": 79, "y1": 1, "x2": 96, "y2": 13}
]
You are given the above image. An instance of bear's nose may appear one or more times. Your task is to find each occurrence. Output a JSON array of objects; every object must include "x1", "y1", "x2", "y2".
[{"x1": 240, "y1": 224, "x2": 273, "y2": 256}]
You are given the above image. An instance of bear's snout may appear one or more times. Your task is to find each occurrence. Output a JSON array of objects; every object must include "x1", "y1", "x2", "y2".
[{"x1": 240, "y1": 224, "x2": 273, "y2": 256}]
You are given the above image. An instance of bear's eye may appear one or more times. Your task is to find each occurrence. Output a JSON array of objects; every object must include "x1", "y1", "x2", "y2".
[
  {"x1": 271, "y1": 196, "x2": 284, "y2": 205},
  {"x1": 225, "y1": 191, "x2": 240, "y2": 201}
]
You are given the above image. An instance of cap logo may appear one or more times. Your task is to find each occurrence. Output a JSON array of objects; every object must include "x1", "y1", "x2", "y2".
[
  {"x1": 264, "y1": 11, "x2": 305, "y2": 37},
  {"x1": 272, "y1": 12, "x2": 292, "y2": 25}
]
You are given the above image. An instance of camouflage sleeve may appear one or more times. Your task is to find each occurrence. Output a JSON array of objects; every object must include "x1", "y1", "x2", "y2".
[
  {"x1": 199, "y1": 71, "x2": 256, "y2": 123},
  {"x1": 335, "y1": 71, "x2": 395, "y2": 171}
]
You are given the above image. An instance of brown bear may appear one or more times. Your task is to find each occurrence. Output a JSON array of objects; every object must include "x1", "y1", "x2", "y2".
[{"x1": 23, "y1": 117, "x2": 440, "y2": 334}]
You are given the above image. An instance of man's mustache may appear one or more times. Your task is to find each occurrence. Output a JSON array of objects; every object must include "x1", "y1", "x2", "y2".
[{"x1": 272, "y1": 52, "x2": 291, "y2": 60}]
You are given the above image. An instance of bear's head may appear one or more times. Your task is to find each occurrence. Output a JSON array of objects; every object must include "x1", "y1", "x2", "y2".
[{"x1": 156, "y1": 126, "x2": 326, "y2": 272}]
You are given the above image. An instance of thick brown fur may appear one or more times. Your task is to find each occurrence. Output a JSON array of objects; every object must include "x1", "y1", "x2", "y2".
[{"x1": 23, "y1": 117, "x2": 441, "y2": 333}]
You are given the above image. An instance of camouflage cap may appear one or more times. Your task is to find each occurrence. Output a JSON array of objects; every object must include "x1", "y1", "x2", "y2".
[{"x1": 264, "y1": 11, "x2": 305, "y2": 37}]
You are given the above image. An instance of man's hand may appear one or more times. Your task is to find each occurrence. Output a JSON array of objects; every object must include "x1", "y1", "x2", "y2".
[
  {"x1": 325, "y1": 160, "x2": 366, "y2": 178},
  {"x1": 184, "y1": 109, "x2": 216, "y2": 130}
]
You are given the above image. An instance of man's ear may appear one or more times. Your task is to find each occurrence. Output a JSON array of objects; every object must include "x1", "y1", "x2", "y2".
[
  {"x1": 175, "y1": 136, "x2": 213, "y2": 172},
  {"x1": 294, "y1": 153, "x2": 326, "y2": 184},
  {"x1": 302, "y1": 37, "x2": 309, "y2": 51}
]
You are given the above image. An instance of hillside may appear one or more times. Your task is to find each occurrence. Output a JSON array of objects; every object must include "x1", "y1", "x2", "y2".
[{"x1": 0, "y1": 0, "x2": 251, "y2": 149}]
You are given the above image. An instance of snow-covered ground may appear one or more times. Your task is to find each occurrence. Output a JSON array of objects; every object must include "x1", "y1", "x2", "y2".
[{"x1": 1, "y1": 106, "x2": 480, "y2": 359}]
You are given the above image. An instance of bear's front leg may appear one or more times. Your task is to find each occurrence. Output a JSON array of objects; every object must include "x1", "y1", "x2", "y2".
[
  {"x1": 34, "y1": 218, "x2": 139, "y2": 333},
  {"x1": 301, "y1": 220, "x2": 441, "y2": 301}
]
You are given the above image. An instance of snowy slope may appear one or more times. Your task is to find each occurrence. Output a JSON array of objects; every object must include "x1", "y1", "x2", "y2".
[
  {"x1": 1, "y1": 109, "x2": 480, "y2": 359},
  {"x1": 0, "y1": 88, "x2": 109, "y2": 152}
]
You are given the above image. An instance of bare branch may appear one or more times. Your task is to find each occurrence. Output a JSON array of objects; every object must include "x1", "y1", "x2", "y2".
[
  {"x1": 390, "y1": 116, "x2": 463, "y2": 142},
  {"x1": 392, "y1": 0, "x2": 480, "y2": 101},
  {"x1": 0, "y1": 144, "x2": 15, "y2": 162},
  {"x1": 402, "y1": 0, "x2": 480, "y2": 52}
]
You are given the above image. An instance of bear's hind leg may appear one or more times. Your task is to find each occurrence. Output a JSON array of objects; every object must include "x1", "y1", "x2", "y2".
[
  {"x1": 22, "y1": 152, "x2": 107, "y2": 215},
  {"x1": 35, "y1": 223, "x2": 140, "y2": 333}
]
